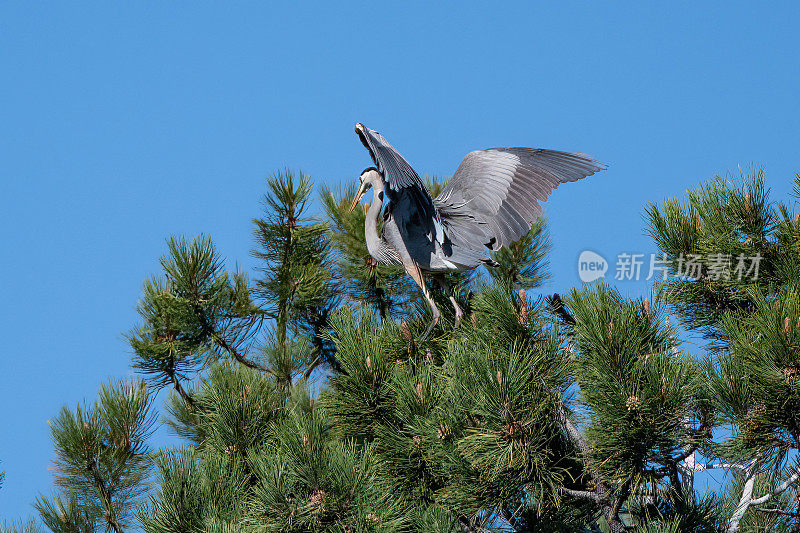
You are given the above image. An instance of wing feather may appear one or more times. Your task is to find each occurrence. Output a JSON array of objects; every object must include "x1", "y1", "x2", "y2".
[{"x1": 434, "y1": 147, "x2": 605, "y2": 250}]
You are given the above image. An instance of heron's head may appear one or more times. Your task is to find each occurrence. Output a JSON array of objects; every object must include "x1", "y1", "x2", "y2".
[{"x1": 350, "y1": 167, "x2": 382, "y2": 212}]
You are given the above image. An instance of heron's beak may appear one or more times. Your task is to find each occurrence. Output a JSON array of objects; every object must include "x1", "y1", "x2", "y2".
[{"x1": 350, "y1": 181, "x2": 368, "y2": 212}]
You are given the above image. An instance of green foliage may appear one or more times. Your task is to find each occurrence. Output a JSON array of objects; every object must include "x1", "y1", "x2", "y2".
[
  {"x1": 322, "y1": 285, "x2": 596, "y2": 530},
  {"x1": 252, "y1": 170, "x2": 337, "y2": 358},
  {"x1": 437, "y1": 337, "x2": 574, "y2": 513},
  {"x1": 140, "y1": 359, "x2": 409, "y2": 532},
  {"x1": 706, "y1": 285, "x2": 800, "y2": 490},
  {"x1": 0, "y1": 518, "x2": 42, "y2": 533},
  {"x1": 36, "y1": 493, "x2": 96, "y2": 533},
  {"x1": 627, "y1": 488, "x2": 723, "y2": 533},
  {"x1": 129, "y1": 235, "x2": 261, "y2": 396},
  {"x1": 566, "y1": 284, "x2": 709, "y2": 487},
  {"x1": 646, "y1": 170, "x2": 800, "y2": 350},
  {"x1": 36, "y1": 380, "x2": 155, "y2": 532},
  {"x1": 489, "y1": 219, "x2": 552, "y2": 291},
  {"x1": 165, "y1": 362, "x2": 285, "y2": 454},
  {"x1": 716, "y1": 287, "x2": 800, "y2": 436},
  {"x1": 244, "y1": 410, "x2": 408, "y2": 532},
  {"x1": 322, "y1": 310, "x2": 408, "y2": 442},
  {"x1": 140, "y1": 361, "x2": 287, "y2": 531},
  {"x1": 138, "y1": 448, "x2": 248, "y2": 532},
  {"x1": 646, "y1": 169, "x2": 800, "y2": 532}
]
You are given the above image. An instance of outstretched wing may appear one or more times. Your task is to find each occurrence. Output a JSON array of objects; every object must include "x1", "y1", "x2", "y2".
[
  {"x1": 435, "y1": 148, "x2": 605, "y2": 250},
  {"x1": 355, "y1": 123, "x2": 442, "y2": 243}
]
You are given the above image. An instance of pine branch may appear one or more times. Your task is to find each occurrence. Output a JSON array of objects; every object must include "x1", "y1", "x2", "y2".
[
  {"x1": 500, "y1": 502, "x2": 523, "y2": 532},
  {"x1": 557, "y1": 401, "x2": 630, "y2": 531},
  {"x1": 170, "y1": 369, "x2": 195, "y2": 408},
  {"x1": 43, "y1": 380, "x2": 154, "y2": 532},
  {"x1": 207, "y1": 324, "x2": 273, "y2": 376},
  {"x1": 684, "y1": 462, "x2": 746, "y2": 472},
  {"x1": 85, "y1": 457, "x2": 122, "y2": 533}
]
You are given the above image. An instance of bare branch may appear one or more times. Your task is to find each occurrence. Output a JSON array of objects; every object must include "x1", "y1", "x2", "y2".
[
  {"x1": 755, "y1": 507, "x2": 800, "y2": 517},
  {"x1": 727, "y1": 461, "x2": 759, "y2": 533},
  {"x1": 685, "y1": 461, "x2": 746, "y2": 473},
  {"x1": 726, "y1": 458, "x2": 800, "y2": 533},
  {"x1": 557, "y1": 402, "x2": 589, "y2": 456},
  {"x1": 563, "y1": 488, "x2": 603, "y2": 503},
  {"x1": 750, "y1": 471, "x2": 800, "y2": 506},
  {"x1": 171, "y1": 373, "x2": 195, "y2": 408}
]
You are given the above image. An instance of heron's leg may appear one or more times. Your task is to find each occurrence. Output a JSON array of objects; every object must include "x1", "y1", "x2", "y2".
[
  {"x1": 404, "y1": 263, "x2": 439, "y2": 340},
  {"x1": 433, "y1": 274, "x2": 463, "y2": 327}
]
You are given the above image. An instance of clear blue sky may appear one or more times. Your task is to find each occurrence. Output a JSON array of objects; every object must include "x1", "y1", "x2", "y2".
[{"x1": 1, "y1": 1, "x2": 798, "y2": 521}]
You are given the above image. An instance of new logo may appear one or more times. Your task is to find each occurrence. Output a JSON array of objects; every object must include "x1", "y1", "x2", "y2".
[{"x1": 578, "y1": 250, "x2": 608, "y2": 283}]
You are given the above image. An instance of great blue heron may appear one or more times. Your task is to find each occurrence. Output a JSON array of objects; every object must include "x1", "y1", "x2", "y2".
[{"x1": 350, "y1": 123, "x2": 605, "y2": 338}]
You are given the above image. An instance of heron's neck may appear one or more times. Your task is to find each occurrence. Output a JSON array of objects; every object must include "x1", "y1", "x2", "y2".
[{"x1": 364, "y1": 181, "x2": 392, "y2": 263}]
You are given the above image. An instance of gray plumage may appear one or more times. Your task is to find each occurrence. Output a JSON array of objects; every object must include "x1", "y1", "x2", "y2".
[{"x1": 351, "y1": 123, "x2": 605, "y2": 338}]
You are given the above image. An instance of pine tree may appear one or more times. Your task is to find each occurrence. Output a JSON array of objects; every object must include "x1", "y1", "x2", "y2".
[
  {"x1": 252, "y1": 170, "x2": 338, "y2": 374},
  {"x1": 645, "y1": 170, "x2": 798, "y2": 351},
  {"x1": 132, "y1": 172, "x2": 358, "y2": 530},
  {"x1": 560, "y1": 284, "x2": 712, "y2": 532},
  {"x1": 647, "y1": 170, "x2": 800, "y2": 532},
  {"x1": 128, "y1": 235, "x2": 265, "y2": 401},
  {"x1": 14, "y1": 167, "x2": 800, "y2": 533},
  {"x1": 35, "y1": 380, "x2": 155, "y2": 533},
  {"x1": 0, "y1": 518, "x2": 42, "y2": 533}
]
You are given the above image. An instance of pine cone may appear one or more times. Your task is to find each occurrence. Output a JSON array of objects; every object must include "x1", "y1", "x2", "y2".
[
  {"x1": 401, "y1": 321, "x2": 413, "y2": 350},
  {"x1": 783, "y1": 365, "x2": 798, "y2": 386},
  {"x1": 500, "y1": 420, "x2": 526, "y2": 441},
  {"x1": 518, "y1": 289, "x2": 528, "y2": 325},
  {"x1": 626, "y1": 395, "x2": 640, "y2": 412},
  {"x1": 310, "y1": 489, "x2": 327, "y2": 512}
]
